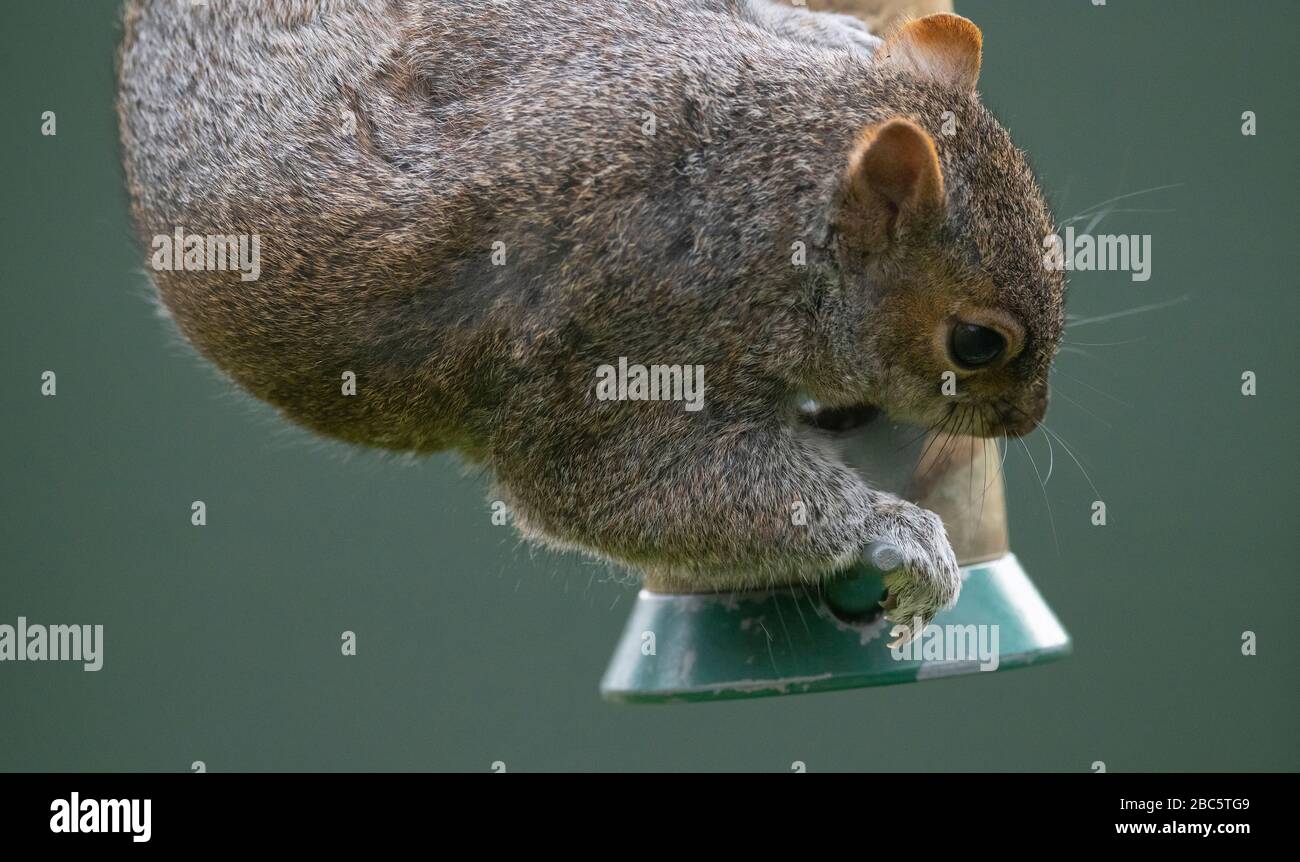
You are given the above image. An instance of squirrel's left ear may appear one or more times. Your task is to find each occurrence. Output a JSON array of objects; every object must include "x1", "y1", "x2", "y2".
[
  {"x1": 878, "y1": 13, "x2": 982, "y2": 93},
  {"x1": 842, "y1": 118, "x2": 945, "y2": 251}
]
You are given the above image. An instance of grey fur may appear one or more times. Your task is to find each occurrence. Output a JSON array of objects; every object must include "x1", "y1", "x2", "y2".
[{"x1": 118, "y1": 0, "x2": 1063, "y2": 632}]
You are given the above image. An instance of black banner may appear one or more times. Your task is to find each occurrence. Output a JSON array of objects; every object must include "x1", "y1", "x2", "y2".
[{"x1": 0, "y1": 773, "x2": 1285, "y2": 847}]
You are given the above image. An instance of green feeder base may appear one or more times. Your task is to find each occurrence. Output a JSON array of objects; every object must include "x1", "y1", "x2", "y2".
[{"x1": 600, "y1": 553, "x2": 1070, "y2": 704}]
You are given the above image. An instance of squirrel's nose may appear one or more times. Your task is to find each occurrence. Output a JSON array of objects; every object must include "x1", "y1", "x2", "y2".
[{"x1": 1000, "y1": 385, "x2": 1048, "y2": 438}]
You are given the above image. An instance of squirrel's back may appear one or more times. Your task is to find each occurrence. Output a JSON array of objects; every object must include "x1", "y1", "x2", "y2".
[{"x1": 118, "y1": 0, "x2": 906, "y2": 453}]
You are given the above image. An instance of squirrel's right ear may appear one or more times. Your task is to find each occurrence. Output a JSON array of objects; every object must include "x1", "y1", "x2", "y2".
[
  {"x1": 842, "y1": 118, "x2": 945, "y2": 252},
  {"x1": 878, "y1": 13, "x2": 982, "y2": 93}
]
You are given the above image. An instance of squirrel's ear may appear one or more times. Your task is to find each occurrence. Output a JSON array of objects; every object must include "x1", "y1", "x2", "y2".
[
  {"x1": 878, "y1": 13, "x2": 982, "y2": 93},
  {"x1": 843, "y1": 118, "x2": 945, "y2": 250}
]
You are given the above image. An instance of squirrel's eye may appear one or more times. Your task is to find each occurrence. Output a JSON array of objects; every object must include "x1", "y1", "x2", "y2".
[{"x1": 949, "y1": 322, "x2": 1006, "y2": 369}]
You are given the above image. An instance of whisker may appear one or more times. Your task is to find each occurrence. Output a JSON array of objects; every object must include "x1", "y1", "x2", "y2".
[
  {"x1": 921, "y1": 407, "x2": 969, "y2": 486},
  {"x1": 1066, "y1": 294, "x2": 1189, "y2": 328},
  {"x1": 897, "y1": 411, "x2": 944, "y2": 452},
  {"x1": 1059, "y1": 183, "x2": 1184, "y2": 222},
  {"x1": 968, "y1": 426, "x2": 976, "y2": 507},
  {"x1": 1054, "y1": 368, "x2": 1132, "y2": 408},
  {"x1": 1042, "y1": 423, "x2": 1055, "y2": 485},
  {"x1": 1017, "y1": 435, "x2": 1061, "y2": 556},
  {"x1": 915, "y1": 405, "x2": 967, "y2": 488},
  {"x1": 1038, "y1": 420, "x2": 1102, "y2": 500},
  {"x1": 1080, "y1": 209, "x2": 1109, "y2": 235},
  {"x1": 991, "y1": 429, "x2": 1010, "y2": 513},
  {"x1": 977, "y1": 417, "x2": 992, "y2": 526},
  {"x1": 977, "y1": 418, "x2": 1003, "y2": 520},
  {"x1": 911, "y1": 421, "x2": 953, "y2": 491},
  {"x1": 912, "y1": 406, "x2": 957, "y2": 477},
  {"x1": 1051, "y1": 386, "x2": 1113, "y2": 429},
  {"x1": 1063, "y1": 337, "x2": 1148, "y2": 347},
  {"x1": 1058, "y1": 206, "x2": 1176, "y2": 225},
  {"x1": 904, "y1": 417, "x2": 947, "y2": 499}
]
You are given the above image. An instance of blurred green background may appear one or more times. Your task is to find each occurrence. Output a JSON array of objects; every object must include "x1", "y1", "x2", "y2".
[{"x1": 1, "y1": 0, "x2": 1296, "y2": 771}]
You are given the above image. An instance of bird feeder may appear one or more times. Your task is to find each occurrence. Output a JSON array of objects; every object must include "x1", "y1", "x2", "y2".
[{"x1": 600, "y1": 407, "x2": 1070, "y2": 703}]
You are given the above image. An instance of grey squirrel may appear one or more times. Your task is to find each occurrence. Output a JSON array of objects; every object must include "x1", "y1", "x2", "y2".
[{"x1": 118, "y1": 0, "x2": 1063, "y2": 638}]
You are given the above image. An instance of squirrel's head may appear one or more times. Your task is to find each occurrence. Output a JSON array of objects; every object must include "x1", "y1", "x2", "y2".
[{"x1": 820, "y1": 14, "x2": 1063, "y2": 439}]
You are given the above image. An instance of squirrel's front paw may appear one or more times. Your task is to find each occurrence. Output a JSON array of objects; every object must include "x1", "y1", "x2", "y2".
[{"x1": 870, "y1": 504, "x2": 961, "y2": 648}]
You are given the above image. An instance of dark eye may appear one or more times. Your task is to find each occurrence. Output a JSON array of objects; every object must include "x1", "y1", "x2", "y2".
[{"x1": 949, "y1": 323, "x2": 1006, "y2": 369}]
